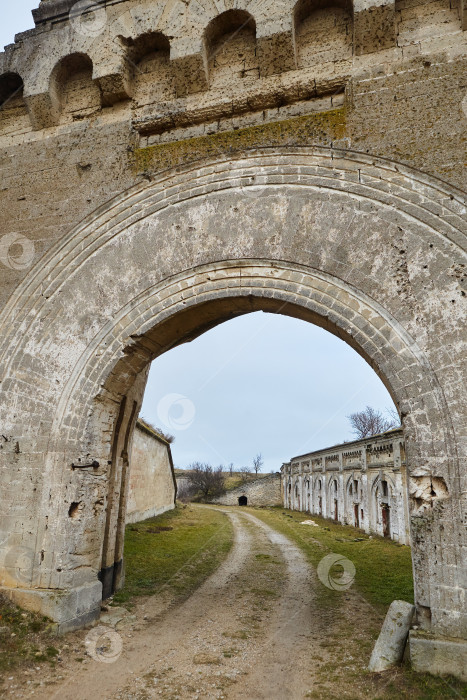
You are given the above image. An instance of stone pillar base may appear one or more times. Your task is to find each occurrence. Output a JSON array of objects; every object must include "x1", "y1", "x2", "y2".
[
  {"x1": 409, "y1": 630, "x2": 467, "y2": 682},
  {"x1": 0, "y1": 581, "x2": 102, "y2": 634}
]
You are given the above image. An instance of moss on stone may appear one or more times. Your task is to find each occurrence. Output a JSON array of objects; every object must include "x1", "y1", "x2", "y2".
[{"x1": 132, "y1": 108, "x2": 346, "y2": 175}]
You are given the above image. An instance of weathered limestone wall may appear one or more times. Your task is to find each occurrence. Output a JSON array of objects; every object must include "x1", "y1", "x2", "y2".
[
  {"x1": 126, "y1": 421, "x2": 176, "y2": 524},
  {"x1": 212, "y1": 474, "x2": 282, "y2": 507},
  {"x1": 0, "y1": 0, "x2": 465, "y2": 679},
  {"x1": 282, "y1": 430, "x2": 411, "y2": 544}
]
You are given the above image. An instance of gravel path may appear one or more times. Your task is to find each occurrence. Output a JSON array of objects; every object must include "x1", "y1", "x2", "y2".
[{"x1": 15, "y1": 508, "x2": 344, "y2": 700}]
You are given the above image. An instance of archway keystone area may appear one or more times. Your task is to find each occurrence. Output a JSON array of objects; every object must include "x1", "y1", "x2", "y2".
[{"x1": 0, "y1": 0, "x2": 466, "y2": 681}]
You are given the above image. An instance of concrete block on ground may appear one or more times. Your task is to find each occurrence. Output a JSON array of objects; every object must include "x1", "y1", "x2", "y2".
[
  {"x1": 409, "y1": 631, "x2": 467, "y2": 682},
  {"x1": 368, "y1": 600, "x2": 415, "y2": 672}
]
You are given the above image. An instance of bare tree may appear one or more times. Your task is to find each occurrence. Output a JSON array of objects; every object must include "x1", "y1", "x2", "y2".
[
  {"x1": 347, "y1": 406, "x2": 398, "y2": 439},
  {"x1": 176, "y1": 479, "x2": 197, "y2": 503},
  {"x1": 386, "y1": 406, "x2": 402, "y2": 427},
  {"x1": 187, "y1": 462, "x2": 225, "y2": 500},
  {"x1": 228, "y1": 462, "x2": 234, "y2": 476},
  {"x1": 252, "y1": 453, "x2": 263, "y2": 475},
  {"x1": 240, "y1": 465, "x2": 251, "y2": 483}
]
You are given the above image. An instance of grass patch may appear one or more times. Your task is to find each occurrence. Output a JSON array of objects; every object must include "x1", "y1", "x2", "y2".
[
  {"x1": 247, "y1": 507, "x2": 414, "y2": 611},
  {"x1": 113, "y1": 504, "x2": 233, "y2": 605},
  {"x1": 239, "y1": 506, "x2": 467, "y2": 699},
  {"x1": 0, "y1": 596, "x2": 56, "y2": 680}
]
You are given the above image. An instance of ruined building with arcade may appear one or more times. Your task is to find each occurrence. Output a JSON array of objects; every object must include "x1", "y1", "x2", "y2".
[
  {"x1": 0, "y1": 0, "x2": 466, "y2": 680},
  {"x1": 282, "y1": 429, "x2": 411, "y2": 544}
]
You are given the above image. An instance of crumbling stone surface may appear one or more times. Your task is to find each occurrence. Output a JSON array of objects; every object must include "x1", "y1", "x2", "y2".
[{"x1": 0, "y1": 0, "x2": 465, "y2": 681}]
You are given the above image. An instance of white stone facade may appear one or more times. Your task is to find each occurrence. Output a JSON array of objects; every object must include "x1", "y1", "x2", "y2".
[{"x1": 281, "y1": 429, "x2": 410, "y2": 544}]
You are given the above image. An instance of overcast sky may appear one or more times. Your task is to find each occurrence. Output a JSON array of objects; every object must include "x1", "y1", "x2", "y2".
[
  {"x1": 142, "y1": 312, "x2": 396, "y2": 472},
  {"x1": 3, "y1": 5, "x2": 397, "y2": 472},
  {"x1": 1, "y1": 2, "x2": 37, "y2": 49}
]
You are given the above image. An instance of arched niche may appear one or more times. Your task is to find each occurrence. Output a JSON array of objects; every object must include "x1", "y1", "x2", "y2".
[
  {"x1": 204, "y1": 10, "x2": 259, "y2": 90},
  {"x1": 0, "y1": 72, "x2": 30, "y2": 135},
  {"x1": 124, "y1": 32, "x2": 175, "y2": 106},
  {"x1": 395, "y1": 0, "x2": 461, "y2": 45},
  {"x1": 50, "y1": 53, "x2": 102, "y2": 123},
  {"x1": 294, "y1": 0, "x2": 353, "y2": 68}
]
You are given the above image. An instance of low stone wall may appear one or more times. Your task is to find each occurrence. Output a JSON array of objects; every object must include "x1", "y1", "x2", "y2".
[
  {"x1": 126, "y1": 421, "x2": 177, "y2": 524},
  {"x1": 211, "y1": 474, "x2": 282, "y2": 507}
]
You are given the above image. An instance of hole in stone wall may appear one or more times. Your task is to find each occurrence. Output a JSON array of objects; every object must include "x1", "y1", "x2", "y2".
[{"x1": 69, "y1": 502, "x2": 82, "y2": 519}]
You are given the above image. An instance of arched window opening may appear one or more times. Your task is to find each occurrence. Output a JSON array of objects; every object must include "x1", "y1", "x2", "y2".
[
  {"x1": 52, "y1": 53, "x2": 101, "y2": 121},
  {"x1": 125, "y1": 33, "x2": 175, "y2": 105},
  {"x1": 0, "y1": 72, "x2": 29, "y2": 134},
  {"x1": 205, "y1": 10, "x2": 258, "y2": 90},
  {"x1": 294, "y1": 0, "x2": 352, "y2": 69},
  {"x1": 0, "y1": 72, "x2": 24, "y2": 109}
]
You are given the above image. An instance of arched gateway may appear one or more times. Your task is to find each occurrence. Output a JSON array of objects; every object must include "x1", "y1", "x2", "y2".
[
  {"x1": 1, "y1": 148, "x2": 466, "y2": 652},
  {"x1": 0, "y1": 0, "x2": 467, "y2": 684}
]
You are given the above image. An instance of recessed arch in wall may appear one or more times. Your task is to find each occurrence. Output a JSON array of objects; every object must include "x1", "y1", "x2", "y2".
[
  {"x1": 294, "y1": 0, "x2": 353, "y2": 68},
  {"x1": 50, "y1": 52, "x2": 102, "y2": 122},
  {"x1": 204, "y1": 10, "x2": 259, "y2": 90}
]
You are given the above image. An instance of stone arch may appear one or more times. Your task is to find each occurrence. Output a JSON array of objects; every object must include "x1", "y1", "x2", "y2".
[
  {"x1": 370, "y1": 472, "x2": 397, "y2": 537},
  {"x1": 328, "y1": 476, "x2": 339, "y2": 520},
  {"x1": 0, "y1": 72, "x2": 24, "y2": 108},
  {"x1": 50, "y1": 52, "x2": 102, "y2": 122},
  {"x1": 293, "y1": 0, "x2": 353, "y2": 68},
  {"x1": 371, "y1": 472, "x2": 396, "y2": 498},
  {"x1": 314, "y1": 476, "x2": 324, "y2": 515},
  {"x1": 0, "y1": 147, "x2": 465, "y2": 638},
  {"x1": 125, "y1": 32, "x2": 175, "y2": 105},
  {"x1": 204, "y1": 10, "x2": 258, "y2": 89},
  {"x1": 303, "y1": 476, "x2": 311, "y2": 512},
  {"x1": 395, "y1": 0, "x2": 461, "y2": 44},
  {"x1": 0, "y1": 72, "x2": 30, "y2": 135},
  {"x1": 346, "y1": 473, "x2": 362, "y2": 526},
  {"x1": 294, "y1": 479, "x2": 301, "y2": 510}
]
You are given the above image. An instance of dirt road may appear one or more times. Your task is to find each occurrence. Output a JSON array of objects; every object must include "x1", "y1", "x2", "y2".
[
  {"x1": 34, "y1": 508, "x2": 328, "y2": 699},
  {"x1": 6, "y1": 507, "x2": 386, "y2": 700}
]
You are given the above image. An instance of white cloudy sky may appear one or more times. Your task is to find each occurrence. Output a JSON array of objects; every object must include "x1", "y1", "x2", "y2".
[{"x1": 2, "y1": 4, "x2": 397, "y2": 472}]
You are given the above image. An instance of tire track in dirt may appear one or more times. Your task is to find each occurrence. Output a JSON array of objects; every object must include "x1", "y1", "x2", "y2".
[{"x1": 36, "y1": 508, "x2": 330, "y2": 700}]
